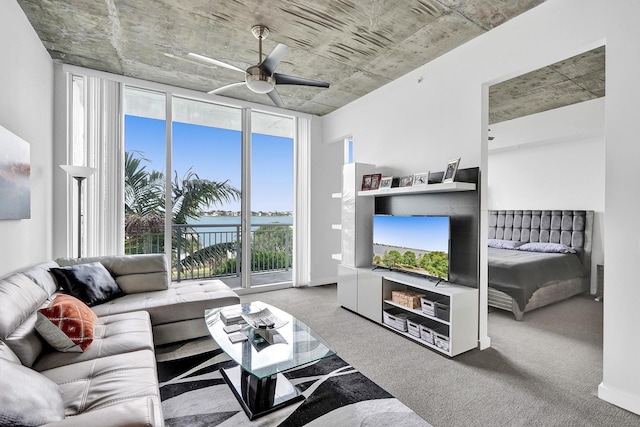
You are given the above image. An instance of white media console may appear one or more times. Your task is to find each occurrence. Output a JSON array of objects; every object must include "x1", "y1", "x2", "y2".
[
  {"x1": 338, "y1": 265, "x2": 478, "y2": 357},
  {"x1": 335, "y1": 163, "x2": 480, "y2": 357}
]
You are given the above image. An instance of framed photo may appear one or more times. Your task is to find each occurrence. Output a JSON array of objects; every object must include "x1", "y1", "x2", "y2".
[
  {"x1": 361, "y1": 174, "x2": 373, "y2": 191},
  {"x1": 370, "y1": 173, "x2": 382, "y2": 190},
  {"x1": 379, "y1": 176, "x2": 393, "y2": 189},
  {"x1": 399, "y1": 175, "x2": 414, "y2": 187},
  {"x1": 442, "y1": 158, "x2": 461, "y2": 183},
  {"x1": 413, "y1": 172, "x2": 429, "y2": 185}
]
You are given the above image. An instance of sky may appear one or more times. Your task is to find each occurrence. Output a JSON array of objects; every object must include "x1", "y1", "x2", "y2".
[
  {"x1": 124, "y1": 115, "x2": 293, "y2": 212},
  {"x1": 373, "y1": 215, "x2": 450, "y2": 253}
]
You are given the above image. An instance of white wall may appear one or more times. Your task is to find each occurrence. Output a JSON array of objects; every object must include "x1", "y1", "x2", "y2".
[
  {"x1": 0, "y1": 1, "x2": 54, "y2": 276},
  {"x1": 309, "y1": 117, "x2": 344, "y2": 285},
  {"x1": 322, "y1": 0, "x2": 640, "y2": 415},
  {"x1": 488, "y1": 99, "x2": 605, "y2": 293}
]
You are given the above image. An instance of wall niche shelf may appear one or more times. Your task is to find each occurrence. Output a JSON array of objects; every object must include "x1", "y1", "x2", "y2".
[{"x1": 358, "y1": 181, "x2": 475, "y2": 197}]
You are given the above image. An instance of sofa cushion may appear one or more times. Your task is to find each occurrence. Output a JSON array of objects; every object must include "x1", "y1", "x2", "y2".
[
  {"x1": 0, "y1": 272, "x2": 49, "y2": 366},
  {"x1": 5, "y1": 313, "x2": 44, "y2": 367},
  {"x1": 36, "y1": 294, "x2": 98, "y2": 353},
  {"x1": 33, "y1": 311, "x2": 154, "y2": 372},
  {"x1": 0, "y1": 341, "x2": 21, "y2": 364},
  {"x1": 20, "y1": 261, "x2": 60, "y2": 296},
  {"x1": 50, "y1": 262, "x2": 124, "y2": 306},
  {"x1": 0, "y1": 358, "x2": 65, "y2": 426},
  {"x1": 0, "y1": 272, "x2": 49, "y2": 340},
  {"x1": 40, "y1": 349, "x2": 161, "y2": 420},
  {"x1": 91, "y1": 279, "x2": 240, "y2": 325},
  {"x1": 56, "y1": 254, "x2": 169, "y2": 294}
]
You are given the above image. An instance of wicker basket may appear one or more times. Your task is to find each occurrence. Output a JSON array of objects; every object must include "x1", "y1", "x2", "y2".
[{"x1": 392, "y1": 290, "x2": 426, "y2": 309}]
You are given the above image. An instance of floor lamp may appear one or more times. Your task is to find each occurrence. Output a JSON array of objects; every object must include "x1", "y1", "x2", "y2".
[{"x1": 60, "y1": 165, "x2": 97, "y2": 258}]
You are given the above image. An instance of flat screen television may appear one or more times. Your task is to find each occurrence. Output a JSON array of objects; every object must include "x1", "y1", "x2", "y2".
[{"x1": 372, "y1": 215, "x2": 450, "y2": 281}]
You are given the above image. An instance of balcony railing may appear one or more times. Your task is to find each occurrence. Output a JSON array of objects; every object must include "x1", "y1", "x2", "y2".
[{"x1": 125, "y1": 223, "x2": 292, "y2": 282}]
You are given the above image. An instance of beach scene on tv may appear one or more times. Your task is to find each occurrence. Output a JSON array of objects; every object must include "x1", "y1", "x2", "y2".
[{"x1": 372, "y1": 215, "x2": 450, "y2": 280}]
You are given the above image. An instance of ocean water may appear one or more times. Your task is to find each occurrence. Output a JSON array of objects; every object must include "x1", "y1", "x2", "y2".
[{"x1": 185, "y1": 216, "x2": 293, "y2": 245}]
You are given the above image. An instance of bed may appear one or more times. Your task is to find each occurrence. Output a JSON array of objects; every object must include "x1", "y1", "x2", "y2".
[{"x1": 487, "y1": 210, "x2": 593, "y2": 320}]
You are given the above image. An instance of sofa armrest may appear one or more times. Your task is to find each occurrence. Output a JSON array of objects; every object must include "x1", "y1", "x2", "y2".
[
  {"x1": 42, "y1": 396, "x2": 162, "y2": 427},
  {"x1": 56, "y1": 254, "x2": 169, "y2": 294}
]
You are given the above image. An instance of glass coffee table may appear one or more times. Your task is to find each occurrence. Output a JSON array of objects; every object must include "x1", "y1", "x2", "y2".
[{"x1": 204, "y1": 302, "x2": 336, "y2": 420}]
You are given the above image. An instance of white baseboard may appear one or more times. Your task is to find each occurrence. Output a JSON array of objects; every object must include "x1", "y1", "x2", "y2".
[
  {"x1": 306, "y1": 276, "x2": 338, "y2": 287},
  {"x1": 478, "y1": 335, "x2": 491, "y2": 350},
  {"x1": 598, "y1": 382, "x2": 640, "y2": 415}
]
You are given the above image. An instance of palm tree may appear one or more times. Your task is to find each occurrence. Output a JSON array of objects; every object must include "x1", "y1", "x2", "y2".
[
  {"x1": 124, "y1": 151, "x2": 241, "y2": 262},
  {"x1": 124, "y1": 152, "x2": 164, "y2": 254},
  {"x1": 171, "y1": 168, "x2": 240, "y2": 225}
]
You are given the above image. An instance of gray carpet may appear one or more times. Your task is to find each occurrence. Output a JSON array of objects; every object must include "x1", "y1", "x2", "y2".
[{"x1": 239, "y1": 285, "x2": 640, "y2": 427}]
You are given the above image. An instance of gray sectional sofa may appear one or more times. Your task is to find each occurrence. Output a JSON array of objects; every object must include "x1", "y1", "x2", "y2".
[{"x1": 0, "y1": 254, "x2": 239, "y2": 426}]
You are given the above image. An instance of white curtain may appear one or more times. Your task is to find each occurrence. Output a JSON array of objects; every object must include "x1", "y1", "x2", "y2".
[
  {"x1": 293, "y1": 116, "x2": 311, "y2": 287},
  {"x1": 82, "y1": 76, "x2": 124, "y2": 256}
]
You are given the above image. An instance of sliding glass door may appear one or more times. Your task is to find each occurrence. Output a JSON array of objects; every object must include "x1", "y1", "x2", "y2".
[
  {"x1": 123, "y1": 87, "x2": 294, "y2": 288},
  {"x1": 250, "y1": 111, "x2": 294, "y2": 287}
]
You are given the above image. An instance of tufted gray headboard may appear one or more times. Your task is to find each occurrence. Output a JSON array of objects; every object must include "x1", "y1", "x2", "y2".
[{"x1": 488, "y1": 210, "x2": 594, "y2": 272}]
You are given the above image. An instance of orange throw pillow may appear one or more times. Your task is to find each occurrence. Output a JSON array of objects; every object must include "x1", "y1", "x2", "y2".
[{"x1": 36, "y1": 294, "x2": 98, "y2": 352}]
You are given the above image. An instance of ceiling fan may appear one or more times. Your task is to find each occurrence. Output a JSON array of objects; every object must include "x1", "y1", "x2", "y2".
[{"x1": 188, "y1": 25, "x2": 330, "y2": 108}]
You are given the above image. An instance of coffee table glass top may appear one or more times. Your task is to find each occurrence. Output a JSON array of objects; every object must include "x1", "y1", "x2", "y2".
[{"x1": 205, "y1": 302, "x2": 336, "y2": 379}]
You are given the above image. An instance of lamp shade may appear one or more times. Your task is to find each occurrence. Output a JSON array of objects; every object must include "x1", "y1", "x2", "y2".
[{"x1": 60, "y1": 165, "x2": 97, "y2": 178}]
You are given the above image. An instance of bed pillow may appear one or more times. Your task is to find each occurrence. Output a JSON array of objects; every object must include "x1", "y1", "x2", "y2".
[
  {"x1": 50, "y1": 262, "x2": 123, "y2": 306},
  {"x1": 0, "y1": 358, "x2": 65, "y2": 426},
  {"x1": 488, "y1": 239, "x2": 524, "y2": 250},
  {"x1": 36, "y1": 294, "x2": 98, "y2": 352},
  {"x1": 517, "y1": 242, "x2": 576, "y2": 254}
]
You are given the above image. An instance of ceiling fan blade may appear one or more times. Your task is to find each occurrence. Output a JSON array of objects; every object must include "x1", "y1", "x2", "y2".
[
  {"x1": 260, "y1": 44, "x2": 289, "y2": 75},
  {"x1": 187, "y1": 52, "x2": 245, "y2": 74},
  {"x1": 208, "y1": 82, "x2": 246, "y2": 94},
  {"x1": 266, "y1": 88, "x2": 284, "y2": 108},
  {"x1": 275, "y1": 73, "x2": 330, "y2": 88}
]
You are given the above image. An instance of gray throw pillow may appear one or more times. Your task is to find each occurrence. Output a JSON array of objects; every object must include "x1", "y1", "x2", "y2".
[
  {"x1": 0, "y1": 358, "x2": 65, "y2": 426},
  {"x1": 517, "y1": 242, "x2": 576, "y2": 254},
  {"x1": 50, "y1": 262, "x2": 124, "y2": 306},
  {"x1": 488, "y1": 239, "x2": 524, "y2": 250}
]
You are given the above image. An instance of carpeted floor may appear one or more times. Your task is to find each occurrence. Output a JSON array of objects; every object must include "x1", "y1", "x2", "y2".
[
  {"x1": 157, "y1": 340, "x2": 431, "y2": 427},
  {"x1": 235, "y1": 284, "x2": 640, "y2": 427}
]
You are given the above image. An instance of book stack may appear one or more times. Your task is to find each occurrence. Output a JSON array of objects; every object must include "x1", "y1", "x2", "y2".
[{"x1": 220, "y1": 308, "x2": 244, "y2": 325}]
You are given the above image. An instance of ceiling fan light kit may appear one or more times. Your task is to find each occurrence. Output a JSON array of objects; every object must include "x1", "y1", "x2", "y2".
[
  {"x1": 246, "y1": 65, "x2": 275, "y2": 93},
  {"x1": 187, "y1": 25, "x2": 330, "y2": 107}
]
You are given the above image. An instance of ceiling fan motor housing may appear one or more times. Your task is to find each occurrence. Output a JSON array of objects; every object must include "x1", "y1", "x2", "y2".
[{"x1": 245, "y1": 65, "x2": 275, "y2": 93}]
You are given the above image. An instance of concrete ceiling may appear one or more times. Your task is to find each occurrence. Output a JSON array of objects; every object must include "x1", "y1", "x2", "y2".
[
  {"x1": 489, "y1": 45, "x2": 605, "y2": 124},
  {"x1": 16, "y1": 0, "x2": 601, "y2": 119}
]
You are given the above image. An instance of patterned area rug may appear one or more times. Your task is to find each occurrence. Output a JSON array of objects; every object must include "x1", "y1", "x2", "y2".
[{"x1": 157, "y1": 346, "x2": 432, "y2": 427}]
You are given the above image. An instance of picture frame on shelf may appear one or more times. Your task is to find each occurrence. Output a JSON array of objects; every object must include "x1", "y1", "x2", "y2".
[
  {"x1": 413, "y1": 172, "x2": 429, "y2": 186},
  {"x1": 370, "y1": 173, "x2": 382, "y2": 190},
  {"x1": 442, "y1": 158, "x2": 461, "y2": 183},
  {"x1": 399, "y1": 175, "x2": 414, "y2": 187},
  {"x1": 361, "y1": 174, "x2": 373, "y2": 191},
  {"x1": 379, "y1": 176, "x2": 393, "y2": 189}
]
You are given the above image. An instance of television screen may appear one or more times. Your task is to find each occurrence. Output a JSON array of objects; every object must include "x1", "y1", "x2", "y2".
[{"x1": 372, "y1": 215, "x2": 450, "y2": 280}]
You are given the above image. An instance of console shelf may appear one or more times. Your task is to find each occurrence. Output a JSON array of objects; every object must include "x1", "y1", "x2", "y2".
[
  {"x1": 358, "y1": 181, "x2": 475, "y2": 197},
  {"x1": 339, "y1": 266, "x2": 478, "y2": 357}
]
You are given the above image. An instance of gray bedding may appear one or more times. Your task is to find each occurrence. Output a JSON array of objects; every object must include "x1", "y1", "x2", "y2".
[{"x1": 488, "y1": 247, "x2": 586, "y2": 311}]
